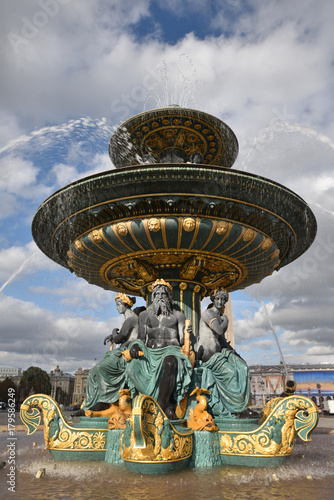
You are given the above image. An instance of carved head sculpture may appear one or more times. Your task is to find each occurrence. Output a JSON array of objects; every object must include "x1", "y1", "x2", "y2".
[
  {"x1": 151, "y1": 280, "x2": 173, "y2": 316},
  {"x1": 116, "y1": 223, "x2": 128, "y2": 236},
  {"x1": 183, "y1": 217, "x2": 195, "y2": 232},
  {"x1": 210, "y1": 288, "x2": 229, "y2": 310},
  {"x1": 148, "y1": 218, "x2": 161, "y2": 232},
  {"x1": 115, "y1": 292, "x2": 136, "y2": 313}
]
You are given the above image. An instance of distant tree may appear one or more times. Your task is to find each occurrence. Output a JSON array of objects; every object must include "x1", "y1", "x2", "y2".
[
  {"x1": 0, "y1": 377, "x2": 17, "y2": 403},
  {"x1": 19, "y1": 366, "x2": 51, "y2": 400}
]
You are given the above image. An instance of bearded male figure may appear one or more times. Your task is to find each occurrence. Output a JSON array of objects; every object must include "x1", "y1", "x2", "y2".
[{"x1": 126, "y1": 280, "x2": 193, "y2": 419}]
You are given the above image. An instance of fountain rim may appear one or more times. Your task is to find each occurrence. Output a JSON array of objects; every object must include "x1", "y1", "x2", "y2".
[
  {"x1": 31, "y1": 162, "x2": 317, "y2": 295},
  {"x1": 32, "y1": 162, "x2": 317, "y2": 211},
  {"x1": 109, "y1": 105, "x2": 238, "y2": 133}
]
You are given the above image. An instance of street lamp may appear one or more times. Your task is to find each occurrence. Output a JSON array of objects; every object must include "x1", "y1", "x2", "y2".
[
  {"x1": 317, "y1": 383, "x2": 324, "y2": 415},
  {"x1": 279, "y1": 361, "x2": 286, "y2": 394},
  {"x1": 260, "y1": 379, "x2": 265, "y2": 406}
]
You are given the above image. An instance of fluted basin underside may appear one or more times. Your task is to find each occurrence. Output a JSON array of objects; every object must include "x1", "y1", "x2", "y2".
[{"x1": 32, "y1": 163, "x2": 316, "y2": 297}]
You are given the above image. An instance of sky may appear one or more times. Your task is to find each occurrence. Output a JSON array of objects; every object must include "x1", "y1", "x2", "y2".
[{"x1": 1, "y1": 0, "x2": 334, "y2": 375}]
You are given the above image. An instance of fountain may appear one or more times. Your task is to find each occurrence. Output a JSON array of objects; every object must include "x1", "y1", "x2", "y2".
[{"x1": 20, "y1": 106, "x2": 318, "y2": 473}]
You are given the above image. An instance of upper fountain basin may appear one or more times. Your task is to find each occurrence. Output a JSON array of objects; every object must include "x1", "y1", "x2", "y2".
[{"x1": 109, "y1": 106, "x2": 239, "y2": 168}]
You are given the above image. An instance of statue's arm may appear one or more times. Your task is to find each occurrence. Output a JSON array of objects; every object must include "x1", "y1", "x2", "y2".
[
  {"x1": 113, "y1": 318, "x2": 137, "y2": 343},
  {"x1": 177, "y1": 311, "x2": 186, "y2": 345},
  {"x1": 202, "y1": 310, "x2": 229, "y2": 337},
  {"x1": 138, "y1": 311, "x2": 148, "y2": 342},
  {"x1": 104, "y1": 318, "x2": 137, "y2": 345},
  {"x1": 128, "y1": 312, "x2": 147, "y2": 359}
]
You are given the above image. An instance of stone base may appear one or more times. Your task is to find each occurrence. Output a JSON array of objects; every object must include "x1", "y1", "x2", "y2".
[
  {"x1": 105, "y1": 429, "x2": 123, "y2": 464},
  {"x1": 190, "y1": 431, "x2": 221, "y2": 467}
]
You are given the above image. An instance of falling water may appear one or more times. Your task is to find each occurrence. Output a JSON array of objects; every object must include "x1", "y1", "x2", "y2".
[
  {"x1": 0, "y1": 117, "x2": 113, "y2": 187},
  {"x1": 0, "y1": 118, "x2": 113, "y2": 300},
  {"x1": 260, "y1": 300, "x2": 288, "y2": 379},
  {"x1": 144, "y1": 55, "x2": 203, "y2": 111},
  {"x1": 0, "y1": 250, "x2": 40, "y2": 293},
  {"x1": 241, "y1": 120, "x2": 334, "y2": 173}
]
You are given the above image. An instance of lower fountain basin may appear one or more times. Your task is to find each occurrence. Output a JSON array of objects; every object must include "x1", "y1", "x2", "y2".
[{"x1": 32, "y1": 164, "x2": 316, "y2": 297}]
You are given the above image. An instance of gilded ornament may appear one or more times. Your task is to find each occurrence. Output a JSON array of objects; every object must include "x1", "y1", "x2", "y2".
[
  {"x1": 151, "y1": 278, "x2": 173, "y2": 292},
  {"x1": 20, "y1": 394, "x2": 108, "y2": 452},
  {"x1": 130, "y1": 259, "x2": 158, "y2": 282},
  {"x1": 91, "y1": 229, "x2": 102, "y2": 242},
  {"x1": 115, "y1": 292, "x2": 134, "y2": 307},
  {"x1": 272, "y1": 249, "x2": 280, "y2": 259},
  {"x1": 261, "y1": 237, "x2": 272, "y2": 251},
  {"x1": 74, "y1": 239, "x2": 84, "y2": 251},
  {"x1": 187, "y1": 387, "x2": 218, "y2": 432},
  {"x1": 179, "y1": 282, "x2": 188, "y2": 291},
  {"x1": 243, "y1": 228, "x2": 254, "y2": 241},
  {"x1": 105, "y1": 258, "x2": 153, "y2": 291},
  {"x1": 216, "y1": 221, "x2": 229, "y2": 235},
  {"x1": 85, "y1": 403, "x2": 118, "y2": 418},
  {"x1": 212, "y1": 287, "x2": 228, "y2": 297},
  {"x1": 180, "y1": 257, "x2": 205, "y2": 280},
  {"x1": 148, "y1": 218, "x2": 161, "y2": 232},
  {"x1": 116, "y1": 222, "x2": 128, "y2": 236},
  {"x1": 183, "y1": 217, "x2": 195, "y2": 232},
  {"x1": 108, "y1": 389, "x2": 132, "y2": 429},
  {"x1": 121, "y1": 395, "x2": 193, "y2": 464},
  {"x1": 219, "y1": 396, "x2": 319, "y2": 458},
  {"x1": 145, "y1": 252, "x2": 186, "y2": 266}
]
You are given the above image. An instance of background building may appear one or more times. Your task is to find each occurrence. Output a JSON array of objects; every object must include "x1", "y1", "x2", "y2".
[
  {"x1": 291, "y1": 364, "x2": 334, "y2": 407},
  {"x1": 249, "y1": 364, "x2": 294, "y2": 405},
  {"x1": 249, "y1": 363, "x2": 334, "y2": 406},
  {"x1": 0, "y1": 367, "x2": 22, "y2": 382},
  {"x1": 49, "y1": 365, "x2": 75, "y2": 405},
  {"x1": 73, "y1": 367, "x2": 90, "y2": 405}
]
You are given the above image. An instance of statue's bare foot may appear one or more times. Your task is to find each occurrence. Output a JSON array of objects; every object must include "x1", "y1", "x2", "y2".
[
  {"x1": 85, "y1": 402, "x2": 119, "y2": 417},
  {"x1": 165, "y1": 406, "x2": 177, "y2": 420},
  {"x1": 71, "y1": 408, "x2": 85, "y2": 417}
]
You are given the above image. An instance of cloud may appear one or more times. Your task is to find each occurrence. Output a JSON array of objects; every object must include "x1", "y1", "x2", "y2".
[
  {"x1": 0, "y1": 192, "x2": 18, "y2": 221},
  {"x1": 0, "y1": 293, "x2": 123, "y2": 372},
  {"x1": 0, "y1": 0, "x2": 332, "y2": 139},
  {"x1": 0, "y1": 0, "x2": 334, "y2": 370},
  {"x1": 51, "y1": 152, "x2": 113, "y2": 187},
  {"x1": 0, "y1": 155, "x2": 39, "y2": 195},
  {"x1": 30, "y1": 278, "x2": 117, "y2": 318}
]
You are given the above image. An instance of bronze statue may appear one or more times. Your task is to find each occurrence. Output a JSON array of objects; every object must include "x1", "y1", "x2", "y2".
[
  {"x1": 197, "y1": 288, "x2": 231, "y2": 362},
  {"x1": 127, "y1": 279, "x2": 193, "y2": 419},
  {"x1": 82, "y1": 283, "x2": 192, "y2": 419},
  {"x1": 82, "y1": 293, "x2": 140, "y2": 412},
  {"x1": 103, "y1": 293, "x2": 139, "y2": 348}
]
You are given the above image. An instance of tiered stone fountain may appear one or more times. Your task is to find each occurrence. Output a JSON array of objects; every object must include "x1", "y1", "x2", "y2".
[{"x1": 21, "y1": 106, "x2": 319, "y2": 472}]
